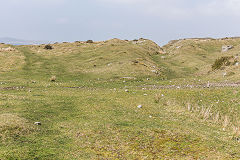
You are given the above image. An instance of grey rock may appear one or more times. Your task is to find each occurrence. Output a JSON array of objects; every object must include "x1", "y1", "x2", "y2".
[
  {"x1": 137, "y1": 105, "x2": 142, "y2": 108},
  {"x1": 34, "y1": 122, "x2": 41, "y2": 125},
  {"x1": 222, "y1": 45, "x2": 233, "y2": 52}
]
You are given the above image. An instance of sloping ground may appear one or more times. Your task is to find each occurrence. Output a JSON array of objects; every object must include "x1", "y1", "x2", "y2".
[
  {"x1": 0, "y1": 44, "x2": 25, "y2": 73},
  {"x1": 1, "y1": 86, "x2": 240, "y2": 159},
  {"x1": 2, "y1": 37, "x2": 240, "y2": 82},
  {"x1": 2, "y1": 38, "x2": 240, "y2": 159},
  {"x1": 160, "y1": 37, "x2": 240, "y2": 81},
  {"x1": 23, "y1": 38, "x2": 165, "y2": 80}
]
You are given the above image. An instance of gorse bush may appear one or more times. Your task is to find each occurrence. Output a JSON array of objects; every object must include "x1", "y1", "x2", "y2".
[
  {"x1": 44, "y1": 44, "x2": 53, "y2": 50},
  {"x1": 212, "y1": 56, "x2": 233, "y2": 70},
  {"x1": 86, "y1": 40, "x2": 93, "y2": 43}
]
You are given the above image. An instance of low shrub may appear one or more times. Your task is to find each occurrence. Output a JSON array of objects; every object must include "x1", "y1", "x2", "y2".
[
  {"x1": 212, "y1": 56, "x2": 233, "y2": 70},
  {"x1": 86, "y1": 40, "x2": 93, "y2": 43},
  {"x1": 44, "y1": 44, "x2": 53, "y2": 50}
]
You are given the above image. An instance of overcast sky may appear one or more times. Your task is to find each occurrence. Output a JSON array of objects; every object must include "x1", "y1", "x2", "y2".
[{"x1": 0, "y1": 0, "x2": 240, "y2": 45}]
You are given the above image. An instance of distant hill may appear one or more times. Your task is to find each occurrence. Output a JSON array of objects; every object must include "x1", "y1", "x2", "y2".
[{"x1": 0, "y1": 37, "x2": 49, "y2": 45}]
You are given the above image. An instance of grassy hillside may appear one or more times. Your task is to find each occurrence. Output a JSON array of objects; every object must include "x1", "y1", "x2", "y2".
[
  {"x1": 24, "y1": 39, "x2": 164, "y2": 79},
  {"x1": 1, "y1": 38, "x2": 240, "y2": 159},
  {"x1": 161, "y1": 37, "x2": 240, "y2": 81}
]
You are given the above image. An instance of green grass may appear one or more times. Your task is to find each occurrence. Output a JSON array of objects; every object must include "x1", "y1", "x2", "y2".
[{"x1": 1, "y1": 38, "x2": 240, "y2": 159}]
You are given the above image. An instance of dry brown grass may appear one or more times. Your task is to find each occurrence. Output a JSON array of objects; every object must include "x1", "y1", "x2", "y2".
[
  {"x1": 0, "y1": 48, "x2": 25, "y2": 72},
  {"x1": 183, "y1": 102, "x2": 240, "y2": 137},
  {"x1": 154, "y1": 94, "x2": 161, "y2": 103},
  {"x1": 222, "y1": 115, "x2": 229, "y2": 131},
  {"x1": 213, "y1": 112, "x2": 220, "y2": 123},
  {"x1": 0, "y1": 113, "x2": 27, "y2": 127},
  {"x1": 232, "y1": 124, "x2": 240, "y2": 137},
  {"x1": 0, "y1": 114, "x2": 34, "y2": 142}
]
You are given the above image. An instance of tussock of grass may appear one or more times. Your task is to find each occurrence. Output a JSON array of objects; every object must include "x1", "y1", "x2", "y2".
[{"x1": 0, "y1": 114, "x2": 34, "y2": 142}]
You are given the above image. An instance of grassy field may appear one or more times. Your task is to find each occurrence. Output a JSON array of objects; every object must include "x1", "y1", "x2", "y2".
[{"x1": 1, "y1": 38, "x2": 240, "y2": 159}]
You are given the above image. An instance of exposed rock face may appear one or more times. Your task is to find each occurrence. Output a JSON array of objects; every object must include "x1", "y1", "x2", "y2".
[
  {"x1": 222, "y1": 45, "x2": 233, "y2": 52},
  {"x1": 0, "y1": 47, "x2": 15, "y2": 52}
]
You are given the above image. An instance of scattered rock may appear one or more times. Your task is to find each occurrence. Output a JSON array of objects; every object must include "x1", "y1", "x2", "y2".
[
  {"x1": 34, "y1": 122, "x2": 41, "y2": 125},
  {"x1": 176, "y1": 46, "x2": 182, "y2": 49},
  {"x1": 222, "y1": 45, "x2": 233, "y2": 52},
  {"x1": 235, "y1": 137, "x2": 240, "y2": 142},
  {"x1": 137, "y1": 105, "x2": 142, "y2": 109},
  {"x1": 50, "y1": 76, "x2": 56, "y2": 82},
  {"x1": 223, "y1": 72, "x2": 227, "y2": 77},
  {"x1": 121, "y1": 77, "x2": 136, "y2": 80},
  {"x1": 151, "y1": 70, "x2": 157, "y2": 73},
  {"x1": 0, "y1": 47, "x2": 15, "y2": 52},
  {"x1": 207, "y1": 81, "x2": 210, "y2": 88}
]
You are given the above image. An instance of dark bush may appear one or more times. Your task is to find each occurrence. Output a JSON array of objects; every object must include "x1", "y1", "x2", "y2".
[
  {"x1": 86, "y1": 40, "x2": 93, "y2": 43},
  {"x1": 132, "y1": 60, "x2": 139, "y2": 64},
  {"x1": 44, "y1": 44, "x2": 53, "y2": 50},
  {"x1": 212, "y1": 56, "x2": 233, "y2": 70}
]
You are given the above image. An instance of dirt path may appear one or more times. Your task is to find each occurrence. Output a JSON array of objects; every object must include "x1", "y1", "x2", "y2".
[
  {"x1": 139, "y1": 82, "x2": 240, "y2": 90},
  {"x1": 0, "y1": 86, "x2": 25, "y2": 90},
  {"x1": 1, "y1": 82, "x2": 240, "y2": 91}
]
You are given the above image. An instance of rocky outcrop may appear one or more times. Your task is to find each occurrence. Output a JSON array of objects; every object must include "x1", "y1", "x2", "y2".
[{"x1": 0, "y1": 47, "x2": 15, "y2": 52}]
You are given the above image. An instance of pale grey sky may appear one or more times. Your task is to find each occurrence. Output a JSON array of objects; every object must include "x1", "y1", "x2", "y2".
[{"x1": 1, "y1": 0, "x2": 240, "y2": 45}]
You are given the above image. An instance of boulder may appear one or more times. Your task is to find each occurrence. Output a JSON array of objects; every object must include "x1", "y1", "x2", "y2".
[
  {"x1": 34, "y1": 122, "x2": 41, "y2": 125},
  {"x1": 222, "y1": 45, "x2": 233, "y2": 52}
]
